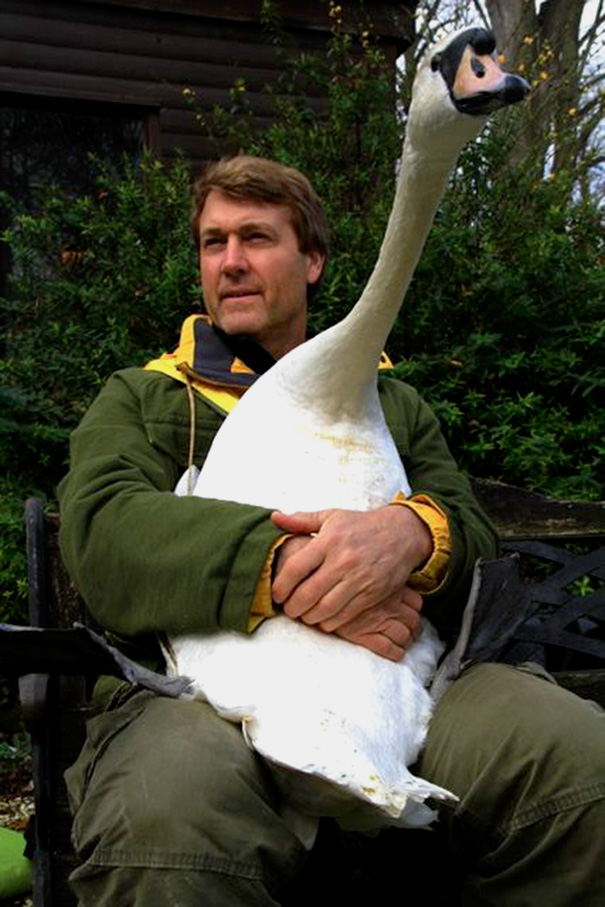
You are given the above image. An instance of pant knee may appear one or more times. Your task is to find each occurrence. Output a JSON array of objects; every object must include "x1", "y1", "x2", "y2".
[
  {"x1": 67, "y1": 692, "x2": 306, "y2": 883},
  {"x1": 421, "y1": 663, "x2": 605, "y2": 831},
  {"x1": 419, "y1": 665, "x2": 605, "y2": 903}
]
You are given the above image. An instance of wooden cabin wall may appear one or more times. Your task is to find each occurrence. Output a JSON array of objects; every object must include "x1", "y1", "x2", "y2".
[{"x1": 0, "y1": 0, "x2": 417, "y2": 170}]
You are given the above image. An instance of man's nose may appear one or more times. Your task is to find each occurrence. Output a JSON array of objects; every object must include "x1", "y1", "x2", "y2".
[{"x1": 221, "y1": 235, "x2": 248, "y2": 274}]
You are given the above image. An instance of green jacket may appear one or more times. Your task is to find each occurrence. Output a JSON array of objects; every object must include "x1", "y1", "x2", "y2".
[{"x1": 58, "y1": 343, "x2": 498, "y2": 662}]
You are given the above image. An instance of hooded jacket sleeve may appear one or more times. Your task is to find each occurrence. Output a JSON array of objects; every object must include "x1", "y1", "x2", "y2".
[
  {"x1": 58, "y1": 368, "x2": 283, "y2": 640},
  {"x1": 379, "y1": 377, "x2": 499, "y2": 638}
]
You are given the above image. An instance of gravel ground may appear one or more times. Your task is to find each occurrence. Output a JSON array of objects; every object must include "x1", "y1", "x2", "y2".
[{"x1": 0, "y1": 785, "x2": 34, "y2": 834}]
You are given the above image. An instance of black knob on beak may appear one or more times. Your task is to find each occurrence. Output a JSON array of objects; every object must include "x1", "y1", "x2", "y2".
[{"x1": 469, "y1": 28, "x2": 497, "y2": 56}]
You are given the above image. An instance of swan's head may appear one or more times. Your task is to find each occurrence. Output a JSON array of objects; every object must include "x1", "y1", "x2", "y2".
[{"x1": 407, "y1": 27, "x2": 530, "y2": 155}]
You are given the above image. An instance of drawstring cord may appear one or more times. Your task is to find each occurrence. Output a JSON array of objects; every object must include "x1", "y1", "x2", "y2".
[{"x1": 176, "y1": 363, "x2": 197, "y2": 497}]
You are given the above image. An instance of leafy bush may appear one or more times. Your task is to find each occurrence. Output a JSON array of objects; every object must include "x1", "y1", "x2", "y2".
[
  {"x1": 0, "y1": 154, "x2": 200, "y2": 619},
  {"x1": 391, "y1": 125, "x2": 605, "y2": 499},
  {"x1": 0, "y1": 477, "x2": 30, "y2": 622}
]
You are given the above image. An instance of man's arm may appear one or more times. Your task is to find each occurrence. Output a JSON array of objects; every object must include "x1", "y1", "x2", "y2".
[
  {"x1": 384, "y1": 378, "x2": 499, "y2": 638},
  {"x1": 58, "y1": 368, "x2": 282, "y2": 640}
]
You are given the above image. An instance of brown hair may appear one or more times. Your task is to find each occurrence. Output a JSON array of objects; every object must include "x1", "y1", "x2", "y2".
[{"x1": 191, "y1": 156, "x2": 329, "y2": 283}]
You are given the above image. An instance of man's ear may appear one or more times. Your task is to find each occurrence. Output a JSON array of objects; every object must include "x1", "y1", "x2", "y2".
[{"x1": 306, "y1": 250, "x2": 325, "y2": 286}]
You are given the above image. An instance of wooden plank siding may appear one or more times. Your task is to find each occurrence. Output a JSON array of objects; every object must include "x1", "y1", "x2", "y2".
[{"x1": 0, "y1": 0, "x2": 417, "y2": 167}]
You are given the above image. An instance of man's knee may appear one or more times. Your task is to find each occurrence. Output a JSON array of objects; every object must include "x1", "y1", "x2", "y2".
[
  {"x1": 110, "y1": 695, "x2": 276, "y2": 825},
  {"x1": 421, "y1": 662, "x2": 605, "y2": 833},
  {"x1": 67, "y1": 691, "x2": 305, "y2": 878},
  {"x1": 419, "y1": 664, "x2": 605, "y2": 905}
]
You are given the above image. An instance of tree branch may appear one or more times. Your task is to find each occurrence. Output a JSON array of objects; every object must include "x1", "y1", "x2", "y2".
[{"x1": 469, "y1": 0, "x2": 490, "y2": 28}]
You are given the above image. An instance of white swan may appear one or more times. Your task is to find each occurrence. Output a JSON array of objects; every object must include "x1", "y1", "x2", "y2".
[{"x1": 168, "y1": 27, "x2": 528, "y2": 829}]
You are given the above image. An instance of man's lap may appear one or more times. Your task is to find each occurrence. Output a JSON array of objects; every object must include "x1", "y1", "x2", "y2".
[{"x1": 66, "y1": 663, "x2": 605, "y2": 903}]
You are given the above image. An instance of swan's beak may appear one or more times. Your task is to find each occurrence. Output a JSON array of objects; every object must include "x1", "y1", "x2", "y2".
[
  {"x1": 431, "y1": 27, "x2": 530, "y2": 117},
  {"x1": 452, "y1": 45, "x2": 530, "y2": 115}
]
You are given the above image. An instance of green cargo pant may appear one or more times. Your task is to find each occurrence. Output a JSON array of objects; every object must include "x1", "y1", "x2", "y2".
[{"x1": 65, "y1": 663, "x2": 605, "y2": 906}]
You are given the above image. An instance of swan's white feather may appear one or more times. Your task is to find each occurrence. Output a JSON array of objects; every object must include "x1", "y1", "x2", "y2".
[{"x1": 192, "y1": 373, "x2": 411, "y2": 512}]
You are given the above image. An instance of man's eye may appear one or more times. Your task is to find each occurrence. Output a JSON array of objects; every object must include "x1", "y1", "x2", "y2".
[
  {"x1": 246, "y1": 232, "x2": 271, "y2": 243},
  {"x1": 202, "y1": 237, "x2": 224, "y2": 249}
]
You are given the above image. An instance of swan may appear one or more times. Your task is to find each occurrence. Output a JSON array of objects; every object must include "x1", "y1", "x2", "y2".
[{"x1": 167, "y1": 27, "x2": 529, "y2": 829}]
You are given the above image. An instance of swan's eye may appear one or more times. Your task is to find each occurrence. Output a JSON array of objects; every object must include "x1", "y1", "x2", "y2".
[
  {"x1": 431, "y1": 53, "x2": 442, "y2": 72},
  {"x1": 471, "y1": 58, "x2": 486, "y2": 78}
]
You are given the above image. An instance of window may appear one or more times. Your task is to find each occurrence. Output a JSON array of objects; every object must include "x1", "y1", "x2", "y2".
[{"x1": 0, "y1": 96, "x2": 148, "y2": 298}]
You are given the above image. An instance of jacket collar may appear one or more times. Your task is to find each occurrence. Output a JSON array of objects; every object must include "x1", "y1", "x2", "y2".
[
  {"x1": 154, "y1": 314, "x2": 275, "y2": 388},
  {"x1": 146, "y1": 313, "x2": 395, "y2": 389},
  {"x1": 196, "y1": 318, "x2": 276, "y2": 386}
]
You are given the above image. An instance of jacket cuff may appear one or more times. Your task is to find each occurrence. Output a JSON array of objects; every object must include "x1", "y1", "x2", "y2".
[
  {"x1": 248, "y1": 535, "x2": 290, "y2": 631},
  {"x1": 389, "y1": 492, "x2": 452, "y2": 594}
]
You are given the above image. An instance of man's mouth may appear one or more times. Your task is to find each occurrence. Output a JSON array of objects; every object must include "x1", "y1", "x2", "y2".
[{"x1": 219, "y1": 288, "x2": 262, "y2": 302}]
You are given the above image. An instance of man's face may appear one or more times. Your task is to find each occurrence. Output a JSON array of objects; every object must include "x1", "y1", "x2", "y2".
[{"x1": 198, "y1": 190, "x2": 324, "y2": 360}]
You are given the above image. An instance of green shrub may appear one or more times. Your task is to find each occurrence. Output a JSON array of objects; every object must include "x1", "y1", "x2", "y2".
[
  {"x1": 391, "y1": 126, "x2": 605, "y2": 499},
  {"x1": 2, "y1": 153, "x2": 199, "y2": 478},
  {"x1": 0, "y1": 477, "x2": 31, "y2": 622},
  {"x1": 0, "y1": 154, "x2": 200, "y2": 620}
]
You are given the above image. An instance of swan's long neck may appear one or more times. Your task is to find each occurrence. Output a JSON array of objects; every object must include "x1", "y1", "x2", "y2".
[
  {"x1": 283, "y1": 135, "x2": 464, "y2": 415},
  {"x1": 339, "y1": 140, "x2": 455, "y2": 366},
  {"x1": 270, "y1": 30, "x2": 526, "y2": 418}
]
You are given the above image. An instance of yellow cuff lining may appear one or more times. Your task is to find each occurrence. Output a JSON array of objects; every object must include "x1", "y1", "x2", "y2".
[
  {"x1": 389, "y1": 492, "x2": 452, "y2": 595},
  {"x1": 248, "y1": 534, "x2": 291, "y2": 631}
]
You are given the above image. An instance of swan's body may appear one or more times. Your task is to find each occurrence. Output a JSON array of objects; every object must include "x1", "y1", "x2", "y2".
[
  {"x1": 168, "y1": 28, "x2": 528, "y2": 828},
  {"x1": 172, "y1": 609, "x2": 447, "y2": 827}
]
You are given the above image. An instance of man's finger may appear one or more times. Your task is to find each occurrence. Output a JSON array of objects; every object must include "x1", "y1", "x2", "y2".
[
  {"x1": 325, "y1": 596, "x2": 422, "y2": 640},
  {"x1": 334, "y1": 627, "x2": 406, "y2": 662},
  {"x1": 271, "y1": 509, "x2": 333, "y2": 535},
  {"x1": 272, "y1": 538, "x2": 325, "y2": 605},
  {"x1": 290, "y1": 576, "x2": 356, "y2": 624},
  {"x1": 400, "y1": 586, "x2": 424, "y2": 612}
]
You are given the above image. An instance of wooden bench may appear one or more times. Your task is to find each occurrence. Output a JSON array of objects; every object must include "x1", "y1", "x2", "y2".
[{"x1": 3, "y1": 483, "x2": 605, "y2": 906}]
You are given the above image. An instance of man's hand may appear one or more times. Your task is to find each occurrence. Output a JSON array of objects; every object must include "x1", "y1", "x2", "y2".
[
  {"x1": 271, "y1": 506, "x2": 432, "y2": 659},
  {"x1": 334, "y1": 587, "x2": 423, "y2": 661}
]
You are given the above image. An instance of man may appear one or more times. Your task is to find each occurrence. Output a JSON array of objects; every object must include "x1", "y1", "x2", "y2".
[{"x1": 59, "y1": 156, "x2": 605, "y2": 906}]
